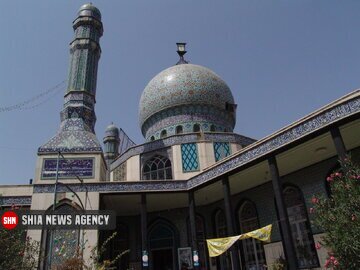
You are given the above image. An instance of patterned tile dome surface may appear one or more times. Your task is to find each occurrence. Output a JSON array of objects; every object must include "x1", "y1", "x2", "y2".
[{"x1": 139, "y1": 64, "x2": 235, "y2": 129}]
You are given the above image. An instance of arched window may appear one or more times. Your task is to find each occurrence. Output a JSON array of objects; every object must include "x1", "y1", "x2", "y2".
[
  {"x1": 210, "y1": 124, "x2": 216, "y2": 132},
  {"x1": 150, "y1": 136, "x2": 155, "y2": 141},
  {"x1": 160, "y1": 130, "x2": 167, "y2": 138},
  {"x1": 224, "y1": 128, "x2": 228, "y2": 132},
  {"x1": 193, "y1": 124, "x2": 201, "y2": 132},
  {"x1": 187, "y1": 215, "x2": 208, "y2": 269},
  {"x1": 215, "y1": 210, "x2": 232, "y2": 270},
  {"x1": 143, "y1": 155, "x2": 172, "y2": 180},
  {"x1": 283, "y1": 186, "x2": 319, "y2": 268},
  {"x1": 42, "y1": 202, "x2": 80, "y2": 269},
  {"x1": 176, "y1": 125, "x2": 183, "y2": 134},
  {"x1": 238, "y1": 201, "x2": 266, "y2": 270}
]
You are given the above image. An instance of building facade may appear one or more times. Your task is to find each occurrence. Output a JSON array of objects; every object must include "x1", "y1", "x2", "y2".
[{"x1": 1, "y1": 4, "x2": 360, "y2": 270}]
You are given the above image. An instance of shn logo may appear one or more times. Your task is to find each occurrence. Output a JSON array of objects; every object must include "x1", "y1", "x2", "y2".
[{"x1": 1, "y1": 211, "x2": 18, "y2": 230}]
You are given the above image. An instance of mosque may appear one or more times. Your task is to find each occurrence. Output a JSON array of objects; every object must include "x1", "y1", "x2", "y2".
[{"x1": 1, "y1": 3, "x2": 360, "y2": 270}]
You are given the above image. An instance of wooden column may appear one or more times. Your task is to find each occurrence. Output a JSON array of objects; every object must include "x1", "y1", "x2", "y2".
[
  {"x1": 330, "y1": 127, "x2": 347, "y2": 160},
  {"x1": 141, "y1": 194, "x2": 148, "y2": 269},
  {"x1": 268, "y1": 156, "x2": 298, "y2": 270},
  {"x1": 189, "y1": 191, "x2": 199, "y2": 269},
  {"x1": 222, "y1": 176, "x2": 241, "y2": 270}
]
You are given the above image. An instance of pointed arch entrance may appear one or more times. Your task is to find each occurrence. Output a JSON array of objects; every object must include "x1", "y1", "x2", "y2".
[
  {"x1": 148, "y1": 218, "x2": 179, "y2": 270},
  {"x1": 40, "y1": 200, "x2": 80, "y2": 270}
]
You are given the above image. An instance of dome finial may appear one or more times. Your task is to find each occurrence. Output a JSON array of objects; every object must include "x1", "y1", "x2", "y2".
[{"x1": 176, "y1": 42, "x2": 188, "y2": 65}]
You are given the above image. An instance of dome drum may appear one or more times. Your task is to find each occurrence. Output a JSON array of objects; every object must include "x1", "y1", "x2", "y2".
[{"x1": 142, "y1": 104, "x2": 235, "y2": 140}]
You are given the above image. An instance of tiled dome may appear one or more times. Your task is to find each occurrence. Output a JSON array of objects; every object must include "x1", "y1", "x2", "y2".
[{"x1": 139, "y1": 64, "x2": 236, "y2": 140}]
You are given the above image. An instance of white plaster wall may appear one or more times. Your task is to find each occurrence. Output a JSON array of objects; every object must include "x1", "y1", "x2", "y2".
[
  {"x1": 231, "y1": 142, "x2": 242, "y2": 154},
  {"x1": 0, "y1": 185, "x2": 33, "y2": 196},
  {"x1": 263, "y1": 241, "x2": 285, "y2": 268},
  {"x1": 109, "y1": 141, "x2": 241, "y2": 181},
  {"x1": 98, "y1": 156, "x2": 107, "y2": 182},
  {"x1": 35, "y1": 153, "x2": 106, "y2": 184},
  {"x1": 264, "y1": 235, "x2": 328, "y2": 270},
  {"x1": 81, "y1": 192, "x2": 100, "y2": 265},
  {"x1": 126, "y1": 155, "x2": 140, "y2": 181},
  {"x1": 30, "y1": 192, "x2": 99, "y2": 211},
  {"x1": 199, "y1": 142, "x2": 216, "y2": 169}
]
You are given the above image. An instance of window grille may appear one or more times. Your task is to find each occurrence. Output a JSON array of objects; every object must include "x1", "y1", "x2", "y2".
[
  {"x1": 181, "y1": 143, "x2": 199, "y2": 172},
  {"x1": 284, "y1": 186, "x2": 319, "y2": 268},
  {"x1": 143, "y1": 155, "x2": 172, "y2": 180},
  {"x1": 238, "y1": 201, "x2": 266, "y2": 270},
  {"x1": 214, "y1": 142, "x2": 231, "y2": 162}
]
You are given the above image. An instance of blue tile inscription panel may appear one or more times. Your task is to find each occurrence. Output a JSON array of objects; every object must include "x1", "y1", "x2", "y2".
[{"x1": 41, "y1": 158, "x2": 94, "y2": 179}]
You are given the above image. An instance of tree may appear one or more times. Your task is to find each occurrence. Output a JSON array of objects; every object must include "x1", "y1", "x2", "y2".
[
  {"x1": 55, "y1": 232, "x2": 130, "y2": 270},
  {"x1": 311, "y1": 157, "x2": 360, "y2": 269},
  {"x1": 0, "y1": 227, "x2": 41, "y2": 269}
]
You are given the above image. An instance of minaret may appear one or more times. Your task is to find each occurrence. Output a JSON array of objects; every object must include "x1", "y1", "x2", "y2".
[
  {"x1": 38, "y1": 4, "x2": 103, "y2": 154},
  {"x1": 103, "y1": 123, "x2": 120, "y2": 180},
  {"x1": 62, "y1": 3, "x2": 103, "y2": 133}
]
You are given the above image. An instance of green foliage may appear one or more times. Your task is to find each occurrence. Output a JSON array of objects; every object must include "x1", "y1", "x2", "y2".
[
  {"x1": 270, "y1": 255, "x2": 287, "y2": 270},
  {"x1": 311, "y1": 157, "x2": 360, "y2": 269},
  {"x1": 56, "y1": 232, "x2": 129, "y2": 270},
  {"x1": 0, "y1": 228, "x2": 41, "y2": 270}
]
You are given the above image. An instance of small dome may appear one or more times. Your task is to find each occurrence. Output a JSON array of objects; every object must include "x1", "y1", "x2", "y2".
[
  {"x1": 139, "y1": 63, "x2": 236, "y2": 140},
  {"x1": 105, "y1": 123, "x2": 119, "y2": 137},
  {"x1": 78, "y1": 3, "x2": 101, "y2": 20}
]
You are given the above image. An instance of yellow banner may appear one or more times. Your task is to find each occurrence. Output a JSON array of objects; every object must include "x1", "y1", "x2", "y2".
[
  {"x1": 206, "y1": 235, "x2": 241, "y2": 257},
  {"x1": 206, "y1": 224, "x2": 272, "y2": 257},
  {"x1": 239, "y1": 224, "x2": 272, "y2": 242}
]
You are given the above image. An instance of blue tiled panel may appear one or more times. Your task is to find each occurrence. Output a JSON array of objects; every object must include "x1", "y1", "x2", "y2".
[
  {"x1": 214, "y1": 142, "x2": 231, "y2": 161},
  {"x1": 41, "y1": 158, "x2": 94, "y2": 179},
  {"x1": 181, "y1": 143, "x2": 199, "y2": 172}
]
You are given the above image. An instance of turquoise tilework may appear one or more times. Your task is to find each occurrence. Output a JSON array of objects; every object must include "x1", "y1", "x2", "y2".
[
  {"x1": 214, "y1": 142, "x2": 231, "y2": 161},
  {"x1": 181, "y1": 143, "x2": 199, "y2": 172}
]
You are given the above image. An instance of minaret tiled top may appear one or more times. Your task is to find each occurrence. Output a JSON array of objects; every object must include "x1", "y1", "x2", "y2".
[
  {"x1": 67, "y1": 3, "x2": 103, "y2": 95},
  {"x1": 38, "y1": 4, "x2": 103, "y2": 153}
]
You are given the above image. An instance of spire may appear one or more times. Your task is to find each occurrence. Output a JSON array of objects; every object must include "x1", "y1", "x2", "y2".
[
  {"x1": 176, "y1": 42, "x2": 188, "y2": 65},
  {"x1": 38, "y1": 4, "x2": 103, "y2": 154},
  {"x1": 61, "y1": 3, "x2": 103, "y2": 132},
  {"x1": 67, "y1": 3, "x2": 103, "y2": 95}
]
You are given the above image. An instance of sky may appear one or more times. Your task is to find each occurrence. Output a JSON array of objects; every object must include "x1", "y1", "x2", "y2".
[{"x1": 0, "y1": 1, "x2": 360, "y2": 185}]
